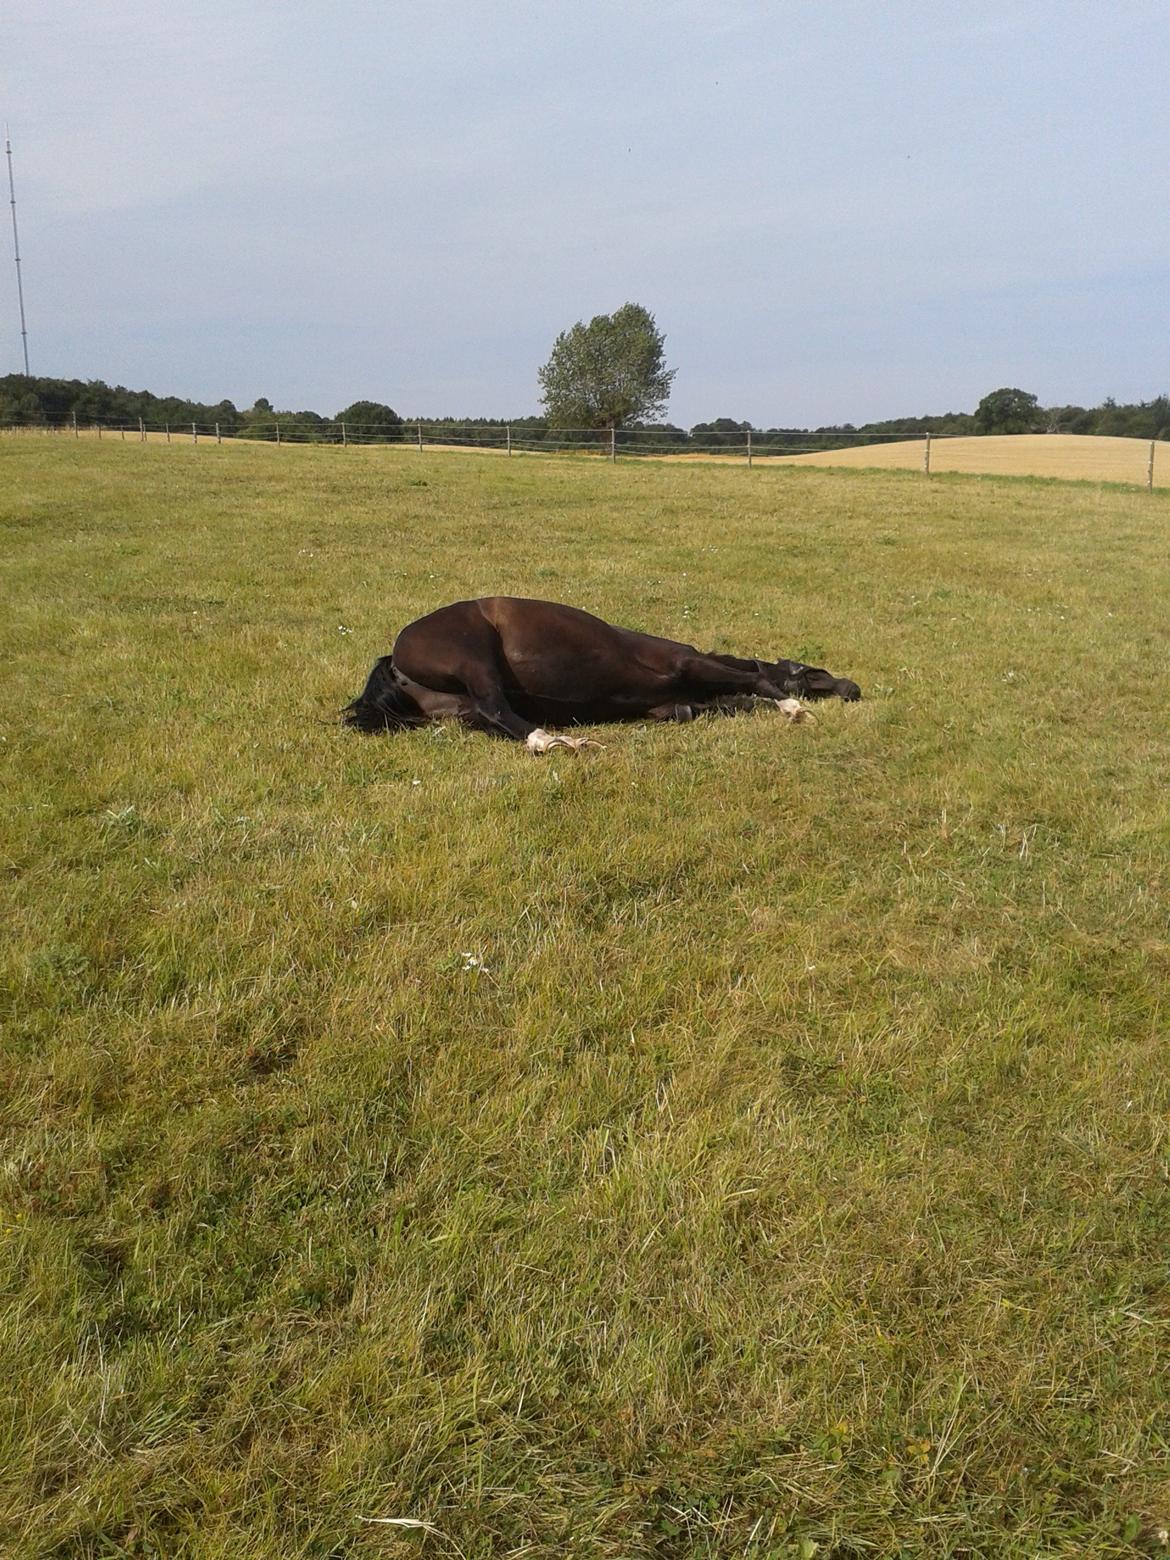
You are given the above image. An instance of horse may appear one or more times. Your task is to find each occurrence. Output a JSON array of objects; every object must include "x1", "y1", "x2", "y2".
[{"x1": 343, "y1": 596, "x2": 860, "y2": 753}]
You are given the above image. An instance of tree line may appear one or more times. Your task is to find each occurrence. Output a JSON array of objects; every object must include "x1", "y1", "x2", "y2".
[
  {"x1": 2, "y1": 372, "x2": 1167, "y2": 449},
  {"x1": 0, "y1": 378, "x2": 406, "y2": 443}
]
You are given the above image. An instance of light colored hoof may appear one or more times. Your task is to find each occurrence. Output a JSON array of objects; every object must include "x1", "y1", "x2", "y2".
[
  {"x1": 774, "y1": 697, "x2": 815, "y2": 724},
  {"x1": 525, "y1": 728, "x2": 604, "y2": 755}
]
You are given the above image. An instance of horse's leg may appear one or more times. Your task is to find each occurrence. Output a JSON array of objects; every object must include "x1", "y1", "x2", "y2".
[
  {"x1": 702, "y1": 652, "x2": 801, "y2": 693},
  {"x1": 651, "y1": 690, "x2": 811, "y2": 725},
  {"x1": 395, "y1": 671, "x2": 584, "y2": 752},
  {"x1": 706, "y1": 651, "x2": 859, "y2": 702},
  {"x1": 458, "y1": 684, "x2": 537, "y2": 742},
  {"x1": 459, "y1": 679, "x2": 600, "y2": 753},
  {"x1": 671, "y1": 654, "x2": 816, "y2": 722},
  {"x1": 675, "y1": 653, "x2": 787, "y2": 703}
]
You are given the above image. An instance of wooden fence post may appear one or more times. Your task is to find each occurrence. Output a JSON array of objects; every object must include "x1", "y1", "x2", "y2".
[
  {"x1": 120, "y1": 426, "x2": 125, "y2": 441},
  {"x1": 192, "y1": 422, "x2": 197, "y2": 445},
  {"x1": 417, "y1": 421, "x2": 423, "y2": 451},
  {"x1": 139, "y1": 417, "x2": 146, "y2": 443},
  {"x1": 341, "y1": 420, "x2": 347, "y2": 448},
  {"x1": 215, "y1": 422, "x2": 221, "y2": 444},
  {"x1": 72, "y1": 412, "x2": 78, "y2": 438},
  {"x1": 1148, "y1": 440, "x2": 1156, "y2": 491},
  {"x1": 506, "y1": 425, "x2": 512, "y2": 456},
  {"x1": 165, "y1": 423, "x2": 171, "y2": 444},
  {"x1": 275, "y1": 422, "x2": 281, "y2": 445},
  {"x1": 923, "y1": 432, "x2": 932, "y2": 476},
  {"x1": 609, "y1": 426, "x2": 616, "y2": 463},
  {"x1": 747, "y1": 427, "x2": 752, "y2": 468},
  {"x1": 96, "y1": 423, "x2": 102, "y2": 440}
]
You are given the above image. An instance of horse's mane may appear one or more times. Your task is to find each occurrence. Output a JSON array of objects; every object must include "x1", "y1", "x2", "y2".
[{"x1": 341, "y1": 656, "x2": 426, "y2": 731}]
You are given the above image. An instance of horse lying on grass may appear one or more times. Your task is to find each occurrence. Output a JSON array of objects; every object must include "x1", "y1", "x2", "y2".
[{"x1": 343, "y1": 596, "x2": 861, "y2": 754}]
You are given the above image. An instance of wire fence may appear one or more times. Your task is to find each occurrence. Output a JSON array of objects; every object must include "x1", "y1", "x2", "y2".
[
  {"x1": 0, "y1": 414, "x2": 916, "y2": 457},
  {"x1": 2, "y1": 415, "x2": 1165, "y2": 488}
]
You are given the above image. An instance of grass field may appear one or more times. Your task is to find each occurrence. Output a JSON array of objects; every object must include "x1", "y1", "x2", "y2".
[{"x1": 2, "y1": 440, "x2": 1169, "y2": 1558}]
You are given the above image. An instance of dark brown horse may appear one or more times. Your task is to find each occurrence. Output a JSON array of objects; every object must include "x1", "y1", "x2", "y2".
[{"x1": 343, "y1": 596, "x2": 860, "y2": 752}]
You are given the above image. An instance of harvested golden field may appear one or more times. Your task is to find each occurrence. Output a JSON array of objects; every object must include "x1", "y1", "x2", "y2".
[{"x1": 776, "y1": 433, "x2": 1166, "y2": 487}]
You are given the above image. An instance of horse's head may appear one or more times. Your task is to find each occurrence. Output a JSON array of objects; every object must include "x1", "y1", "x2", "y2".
[
  {"x1": 774, "y1": 659, "x2": 861, "y2": 702},
  {"x1": 342, "y1": 656, "x2": 427, "y2": 731}
]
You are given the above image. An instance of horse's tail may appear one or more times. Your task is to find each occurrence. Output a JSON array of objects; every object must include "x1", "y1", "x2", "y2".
[{"x1": 341, "y1": 656, "x2": 426, "y2": 732}]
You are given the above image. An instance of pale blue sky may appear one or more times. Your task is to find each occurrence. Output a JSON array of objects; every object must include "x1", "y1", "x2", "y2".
[{"x1": 1, "y1": 2, "x2": 1166, "y2": 426}]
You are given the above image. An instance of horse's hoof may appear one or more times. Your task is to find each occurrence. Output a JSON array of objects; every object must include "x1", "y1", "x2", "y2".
[{"x1": 525, "y1": 729, "x2": 604, "y2": 755}]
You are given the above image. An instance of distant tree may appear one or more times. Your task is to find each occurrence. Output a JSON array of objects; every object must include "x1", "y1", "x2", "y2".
[
  {"x1": 335, "y1": 400, "x2": 403, "y2": 442},
  {"x1": 538, "y1": 303, "x2": 676, "y2": 433},
  {"x1": 691, "y1": 418, "x2": 751, "y2": 448},
  {"x1": 235, "y1": 398, "x2": 329, "y2": 442},
  {"x1": 975, "y1": 387, "x2": 1043, "y2": 435},
  {"x1": 211, "y1": 399, "x2": 242, "y2": 434},
  {"x1": 0, "y1": 374, "x2": 242, "y2": 432},
  {"x1": 629, "y1": 422, "x2": 687, "y2": 447},
  {"x1": 0, "y1": 378, "x2": 42, "y2": 424},
  {"x1": 1046, "y1": 404, "x2": 1090, "y2": 434}
]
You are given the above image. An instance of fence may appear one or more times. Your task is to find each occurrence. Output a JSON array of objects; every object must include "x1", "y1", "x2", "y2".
[
  {"x1": 2, "y1": 415, "x2": 1165, "y2": 490},
  {"x1": 1, "y1": 414, "x2": 917, "y2": 458}
]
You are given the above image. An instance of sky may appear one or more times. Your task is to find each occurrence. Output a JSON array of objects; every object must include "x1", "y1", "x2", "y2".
[{"x1": 1, "y1": 1, "x2": 1166, "y2": 428}]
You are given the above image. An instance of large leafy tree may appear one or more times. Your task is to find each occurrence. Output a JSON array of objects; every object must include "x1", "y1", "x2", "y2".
[
  {"x1": 975, "y1": 387, "x2": 1043, "y2": 435},
  {"x1": 538, "y1": 303, "x2": 676, "y2": 432},
  {"x1": 335, "y1": 400, "x2": 403, "y2": 440}
]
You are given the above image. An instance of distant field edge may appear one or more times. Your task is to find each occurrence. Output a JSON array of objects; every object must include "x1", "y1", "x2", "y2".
[{"x1": 2, "y1": 427, "x2": 1166, "y2": 489}]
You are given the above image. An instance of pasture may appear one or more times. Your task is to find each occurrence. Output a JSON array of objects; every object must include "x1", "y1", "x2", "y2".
[{"x1": 2, "y1": 440, "x2": 1168, "y2": 1558}]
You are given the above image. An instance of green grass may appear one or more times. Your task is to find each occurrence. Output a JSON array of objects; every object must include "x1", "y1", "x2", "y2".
[{"x1": 2, "y1": 439, "x2": 1169, "y2": 1558}]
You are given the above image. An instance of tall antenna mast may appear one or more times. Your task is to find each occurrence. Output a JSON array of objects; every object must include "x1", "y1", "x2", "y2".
[{"x1": 5, "y1": 125, "x2": 30, "y2": 376}]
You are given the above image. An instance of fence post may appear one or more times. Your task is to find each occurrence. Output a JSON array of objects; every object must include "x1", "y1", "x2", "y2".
[
  {"x1": 139, "y1": 417, "x2": 145, "y2": 443},
  {"x1": 165, "y1": 423, "x2": 171, "y2": 444},
  {"x1": 121, "y1": 425, "x2": 125, "y2": 441},
  {"x1": 609, "y1": 426, "x2": 616, "y2": 463},
  {"x1": 72, "y1": 411, "x2": 78, "y2": 439},
  {"x1": 192, "y1": 422, "x2": 197, "y2": 445},
  {"x1": 275, "y1": 421, "x2": 281, "y2": 445},
  {"x1": 417, "y1": 421, "x2": 423, "y2": 451},
  {"x1": 923, "y1": 431, "x2": 932, "y2": 476},
  {"x1": 341, "y1": 420, "x2": 347, "y2": 448},
  {"x1": 747, "y1": 427, "x2": 752, "y2": 468},
  {"x1": 96, "y1": 423, "x2": 102, "y2": 441},
  {"x1": 506, "y1": 425, "x2": 512, "y2": 456},
  {"x1": 1148, "y1": 440, "x2": 1156, "y2": 492},
  {"x1": 215, "y1": 422, "x2": 221, "y2": 445}
]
